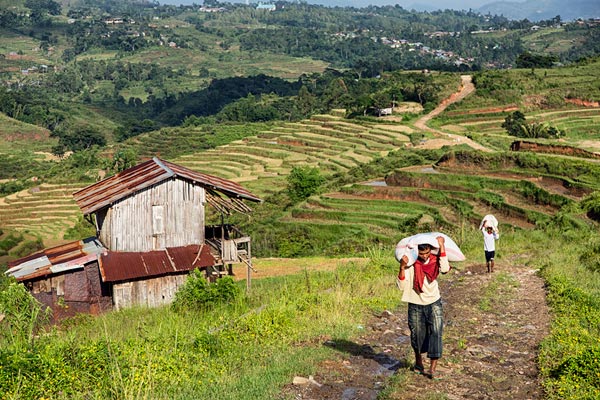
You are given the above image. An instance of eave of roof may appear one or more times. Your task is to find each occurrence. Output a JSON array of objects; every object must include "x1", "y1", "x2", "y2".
[
  {"x1": 6, "y1": 241, "x2": 217, "y2": 284},
  {"x1": 98, "y1": 244, "x2": 216, "y2": 283},
  {"x1": 72, "y1": 157, "x2": 261, "y2": 215},
  {"x1": 5, "y1": 237, "x2": 106, "y2": 282}
]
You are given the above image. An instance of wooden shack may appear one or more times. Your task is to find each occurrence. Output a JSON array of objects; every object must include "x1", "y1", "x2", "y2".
[
  {"x1": 5, "y1": 237, "x2": 112, "y2": 319},
  {"x1": 6, "y1": 157, "x2": 261, "y2": 316}
]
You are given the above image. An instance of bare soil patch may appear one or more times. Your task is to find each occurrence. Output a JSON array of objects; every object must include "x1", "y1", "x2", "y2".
[
  {"x1": 565, "y1": 98, "x2": 600, "y2": 108},
  {"x1": 278, "y1": 255, "x2": 550, "y2": 400}
]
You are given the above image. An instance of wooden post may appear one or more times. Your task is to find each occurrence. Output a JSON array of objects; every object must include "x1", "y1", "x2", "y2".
[
  {"x1": 220, "y1": 214, "x2": 225, "y2": 266},
  {"x1": 246, "y1": 240, "x2": 252, "y2": 292}
]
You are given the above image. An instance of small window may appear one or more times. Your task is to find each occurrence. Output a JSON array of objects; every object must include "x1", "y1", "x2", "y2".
[{"x1": 152, "y1": 205, "x2": 164, "y2": 235}]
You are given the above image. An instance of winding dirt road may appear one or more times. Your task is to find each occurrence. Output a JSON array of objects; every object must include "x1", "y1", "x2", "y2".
[{"x1": 413, "y1": 75, "x2": 491, "y2": 152}]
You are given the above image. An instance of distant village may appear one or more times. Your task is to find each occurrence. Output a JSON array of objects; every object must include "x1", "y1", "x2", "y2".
[{"x1": 7, "y1": 2, "x2": 600, "y2": 77}]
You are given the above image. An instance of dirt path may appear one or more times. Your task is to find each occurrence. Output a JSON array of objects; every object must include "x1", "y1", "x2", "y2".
[
  {"x1": 413, "y1": 75, "x2": 492, "y2": 152},
  {"x1": 280, "y1": 255, "x2": 550, "y2": 399}
]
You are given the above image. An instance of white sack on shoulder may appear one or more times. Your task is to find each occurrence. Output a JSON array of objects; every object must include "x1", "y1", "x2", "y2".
[
  {"x1": 395, "y1": 231, "x2": 466, "y2": 265},
  {"x1": 479, "y1": 214, "x2": 498, "y2": 230}
]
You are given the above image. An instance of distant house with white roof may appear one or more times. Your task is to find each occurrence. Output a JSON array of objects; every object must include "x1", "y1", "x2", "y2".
[{"x1": 256, "y1": 2, "x2": 276, "y2": 11}]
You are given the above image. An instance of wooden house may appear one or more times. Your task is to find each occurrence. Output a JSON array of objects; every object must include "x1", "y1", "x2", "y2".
[{"x1": 6, "y1": 157, "x2": 261, "y2": 318}]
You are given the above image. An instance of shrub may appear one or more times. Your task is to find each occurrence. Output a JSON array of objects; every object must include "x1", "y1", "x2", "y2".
[
  {"x1": 502, "y1": 110, "x2": 526, "y2": 136},
  {"x1": 172, "y1": 271, "x2": 240, "y2": 312},
  {"x1": 0, "y1": 232, "x2": 23, "y2": 253},
  {"x1": 579, "y1": 239, "x2": 600, "y2": 273},
  {"x1": 580, "y1": 191, "x2": 600, "y2": 222},
  {"x1": 0, "y1": 180, "x2": 30, "y2": 196},
  {"x1": 287, "y1": 166, "x2": 326, "y2": 203},
  {"x1": 551, "y1": 347, "x2": 600, "y2": 389},
  {"x1": 0, "y1": 280, "x2": 50, "y2": 350},
  {"x1": 63, "y1": 216, "x2": 96, "y2": 241}
]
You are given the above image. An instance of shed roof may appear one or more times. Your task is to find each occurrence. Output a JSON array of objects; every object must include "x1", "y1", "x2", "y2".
[
  {"x1": 5, "y1": 239, "x2": 216, "y2": 284},
  {"x1": 5, "y1": 237, "x2": 106, "y2": 281},
  {"x1": 73, "y1": 157, "x2": 261, "y2": 215},
  {"x1": 98, "y1": 244, "x2": 215, "y2": 283}
]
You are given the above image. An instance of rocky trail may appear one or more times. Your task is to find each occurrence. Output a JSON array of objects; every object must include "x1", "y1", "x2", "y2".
[{"x1": 280, "y1": 256, "x2": 550, "y2": 400}]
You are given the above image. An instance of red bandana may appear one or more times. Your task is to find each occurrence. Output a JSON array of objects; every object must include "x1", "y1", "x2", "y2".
[{"x1": 413, "y1": 254, "x2": 440, "y2": 294}]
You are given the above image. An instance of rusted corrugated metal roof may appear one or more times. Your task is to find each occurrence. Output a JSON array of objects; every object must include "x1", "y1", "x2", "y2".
[
  {"x1": 73, "y1": 157, "x2": 261, "y2": 215},
  {"x1": 98, "y1": 244, "x2": 215, "y2": 283},
  {"x1": 5, "y1": 237, "x2": 106, "y2": 282}
]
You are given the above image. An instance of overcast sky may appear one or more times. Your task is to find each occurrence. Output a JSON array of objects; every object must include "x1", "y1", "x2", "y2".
[{"x1": 159, "y1": 0, "x2": 500, "y2": 10}]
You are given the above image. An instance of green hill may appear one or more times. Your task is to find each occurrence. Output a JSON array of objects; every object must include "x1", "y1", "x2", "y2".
[{"x1": 1, "y1": 8, "x2": 600, "y2": 399}]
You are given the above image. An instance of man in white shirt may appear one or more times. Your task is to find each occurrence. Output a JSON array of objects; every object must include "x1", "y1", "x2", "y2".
[{"x1": 481, "y1": 222, "x2": 500, "y2": 273}]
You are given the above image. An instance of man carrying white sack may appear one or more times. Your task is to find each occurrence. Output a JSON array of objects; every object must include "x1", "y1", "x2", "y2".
[
  {"x1": 481, "y1": 218, "x2": 500, "y2": 273},
  {"x1": 397, "y1": 235, "x2": 450, "y2": 380}
]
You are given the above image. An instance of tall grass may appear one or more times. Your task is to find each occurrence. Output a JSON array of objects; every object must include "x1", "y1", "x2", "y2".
[
  {"x1": 1, "y1": 225, "x2": 600, "y2": 398},
  {"x1": 536, "y1": 227, "x2": 600, "y2": 399},
  {"x1": 0, "y1": 257, "x2": 400, "y2": 399}
]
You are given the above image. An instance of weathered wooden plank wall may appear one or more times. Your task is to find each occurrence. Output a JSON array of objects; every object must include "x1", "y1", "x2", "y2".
[
  {"x1": 99, "y1": 179, "x2": 205, "y2": 251},
  {"x1": 112, "y1": 274, "x2": 188, "y2": 310}
]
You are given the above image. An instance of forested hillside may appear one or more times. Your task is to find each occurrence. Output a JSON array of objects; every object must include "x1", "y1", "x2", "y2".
[{"x1": 0, "y1": 0, "x2": 598, "y2": 163}]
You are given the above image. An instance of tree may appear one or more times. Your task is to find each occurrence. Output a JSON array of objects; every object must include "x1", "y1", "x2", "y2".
[
  {"x1": 519, "y1": 122, "x2": 546, "y2": 138},
  {"x1": 502, "y1": 111, "x2": 565, "y2": 139},
  {"x1": 294, "y1": 85, "x2": 317, "y2": 118},
  {"x1": 519, "y1": 122, "x2": 565, "y2": 139},
  {"x1": 371, "y1": 92, "x2": 391, "y2": 116},
  {"x1": 349, "y1": 94, "x2": 373, "y2": 116},
  {"x1": 25, "y1": 0, "x2": 61, "y2": 15},
  {"x1": 287, "y1": 166, "x2": 325, "y2": 203},
  {"x1": 51, "y1": 124, "x2": 107, "y2": 155},
  {"x1": 107, "y1": 148, "x2": 138, "y2": 174},
  {"x1": 502, "y1": 110, "x2": 526, "y2": 136},
  {"x1": 515, "y1": 52, "x2": 557, "y2": 69},
  {"x1": 25, "y1": 0, "x2": 61, "y2": 26}
]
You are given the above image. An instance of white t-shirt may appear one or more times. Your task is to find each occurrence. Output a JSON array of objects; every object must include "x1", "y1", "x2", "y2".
[{"x1": 482, "y1": 228, "x2": 499, "y2": 251}]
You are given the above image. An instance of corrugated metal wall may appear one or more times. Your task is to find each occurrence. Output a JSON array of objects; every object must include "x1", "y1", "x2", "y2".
[
  {"x1": 99, "y1": 179, "x2": 205, "y2": 252},
  {"x1": 112, "y1": 274, "x2": 188, "y2": 310},
  {"x1": 29, "y1": 263, "x2": 113, "y2": 320}
]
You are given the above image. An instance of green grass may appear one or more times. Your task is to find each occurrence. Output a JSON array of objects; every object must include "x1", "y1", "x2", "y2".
[
  {"x1": 537, "y1": 231, "x2": 600, "y2": 400},
  {"x1": 0, "y1": 114, "x2": 55, "y2": 153},
  {"x1": 0, "y1": 257, "x2": 400, "y2": 399},
  {"x1": 2, "y1": 226, "x2": 600, "y2": 399},
  {"x1": 478, "y1": 271, "x2": 520, "y2": 311}
]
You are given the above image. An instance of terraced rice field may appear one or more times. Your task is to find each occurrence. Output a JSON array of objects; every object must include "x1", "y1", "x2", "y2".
[
  {"x1": 0, "y1": 183, "x2": 84, "y2": 243},
  {"x1": 282, "y1": 155, "x2": 593, "y2": 249},
  {"x1": 437, "y1": 102, "x2": 600, "y2": 151},
  {"x1": 174, "y1": 114, "x2": 411, "y2": 195},
  {"x1": 4, "y1": 73, "x2": 599, "y2": 248},
  {"x1": 0, "y1": 113, "x2": 410, "y2": 245}
]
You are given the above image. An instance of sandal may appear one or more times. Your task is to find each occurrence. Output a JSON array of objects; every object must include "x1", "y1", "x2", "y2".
[
  {"x1": 428, "y1": 371, "x2": 443, "y2": 381},
  {"x1": 413, "y1": 365, "x2": 425, "y2": 375}
]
